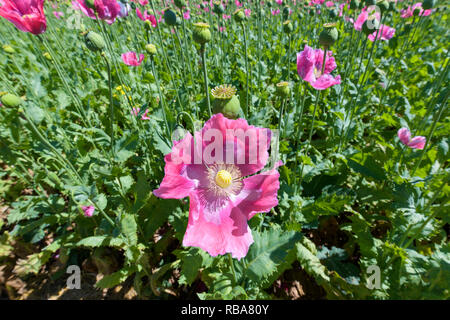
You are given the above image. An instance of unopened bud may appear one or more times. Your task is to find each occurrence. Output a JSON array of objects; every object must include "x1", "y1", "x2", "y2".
[
  {"x1": 85, "y1": 31, "x2": 105, "y2": 52},
  {"x1": 1, "y1": 93, "x2": 22, "y2": 108},
  {"x1": 164, "y1": 8, "x2": 178, "y2": 26}
]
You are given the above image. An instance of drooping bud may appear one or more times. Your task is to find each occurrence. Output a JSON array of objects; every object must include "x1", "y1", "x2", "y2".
[
  {"x1": 319, "y1": 23, "x2": 338, "y2": 48},
  {"x1": 145, "y1": 44, "x2": 157, "y2": 56},
  {"x1": 211, "y1": 84, "x2": 241, "y2": 119},
  {"x1": 85, "y1": 31, "x2": 105, "y2": 52},
  {"x1": 174, "y1": 0, "x2": 186, "y2": 9},
  {"x1": 164, "y1": 8, "x2": 178, "y2": 26},
  {"x1": 233, "y1": 9, "x2": 246, "y2": 23},
  {"x1": 1, "y1": 93, "x2": 22, "y2": 108},
  {"x1": 193, "y1": 22, "x2": 211, "y2": 45},
  {"x1": 422, "y1": 0, "x2": 435, "y2": 10},
  {"x1": 85, "y1": 0, "x2": 96, "y2": 10},
  {"x1": 2, "y1": 44, "x2": 15, "y2": 54},
  {"x1": 350, "y1": 0, "x2": 360, "y2": 10},
  {"x1": 275, "y1": 81, "x2": 290, "y2": 98},
  {"x1": 362, "y1": 17, "x2": 379, "y2": 36}
]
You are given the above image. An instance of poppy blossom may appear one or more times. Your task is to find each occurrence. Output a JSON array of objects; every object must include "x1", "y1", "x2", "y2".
[
  {"x1": 73, "y1": 0, "x2": 121, "y2": 24},
  {"x1": 397, "y1": 128, "x2": 426, "y2": 149},
  {"x1": 121, "y1": 51, "x2": 145, "y2": 66},
  {"x1": 0, "y1": 0, "x2": 46, "y2": 35}
]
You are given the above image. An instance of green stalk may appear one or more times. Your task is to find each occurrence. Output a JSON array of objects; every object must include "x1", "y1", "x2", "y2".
[
  {"x1": 200, "y1": 45, "x2": 212, "y2": 118},
  {"x1": 242, "y1": 23, "x2": 250, "y2": 118},
  {"x1": 101, "y1": 53, "x2": 115, "y2": 149}
]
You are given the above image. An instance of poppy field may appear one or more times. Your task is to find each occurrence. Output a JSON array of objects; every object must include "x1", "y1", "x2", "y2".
[{"x1": 0, "y1": 0, "x2": 448, "y2": 300}]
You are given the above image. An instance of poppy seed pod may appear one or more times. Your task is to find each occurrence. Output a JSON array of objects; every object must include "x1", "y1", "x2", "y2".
[
  {"x1": 145, "y1": 44, "x2": 157, "y2": 56},
  {"x1": 283, "y1": 20, "x2": 293, "y2": 33},
  {"x1": 275, "y1": 82, "x2": 290, "y2": 98},
  {"x1": 85, "y1": 31, "x2": 105, "y2": 52},
  {"x1": 1, "y1": 93, "x2": 22, "y2": 108},
  {"x1": 164, "y1": 9, "x2": 178, "y2": 26},
  {"x1": 350, "y1": 0, "x2": 360, "y2": 10},
  {"x1": 174, "y1": 0, "x2": 186, "y2": 9},
  {"x1": 308, "y1": 8, "x2": 314, "y2": 16},
  {"x1": 422, "y1": 0, "x2": 435, "y2": 10},
  {"x1": 2, "y1": 44, "x2": 15, "y2": 54},
  {"x1": 211, "y1": 85, "x2": 241, "y2": 119},
  {"x1": 213, "y1": 1, "x2": 225, "y2": 15},
  {"x1": 319, "y1": 23, "x2": 338, "y2": 48},
  {"x1": 362, "y1": 17, "x2": 379, "y2": 36},
  {"x1": 233, "y1": 9, "x2": 246, "y2": 23},
  {"x1": 282, "y1": 6, "x2": 290, "y2": 20},
  {"x1": 329, "y1": 9, "x2": 338, "y2": 18},
  {"x1": 193, "y1": 22, "x2": 211, "y2": 45}
]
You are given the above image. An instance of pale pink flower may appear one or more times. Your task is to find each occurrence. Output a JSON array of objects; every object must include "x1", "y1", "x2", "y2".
[
  {"x1": 153, "y1": 114, "x2": 281, "y2": 259},
  {"x1": 397, "y1": 128, "x2": 426, "y2": 149},
  {"x1": 235, "y1": 0, "x2": 242, "y2": 7},
  {"x1": 73, "y1": 0, "x2": 121, "y2": 24},
  {"x1": 136, "y1": 7, "x2": 157, "y2": 26},
  {"x1": 368, "y1": 24, "x2": 395, "y2": 42},
  {"x1": 244, "y1": 8, "x2": 251, "y2": 16},
  {"x1": 325, "y1": 1, "x2": 334, "y2": 7},
  {"x1": 53, "y1": 11, "x2": 64, "y2": 19},
  {"x1": 271, "y1": 9, "x2": 280, "y2": 15},
  {"x1": 132, "y1": 107, "x2": 150, "y2": 120},
  {"x1": 297, "y1": 45, "x2": 341, "y2": 90},
  {"x1": 121, "y1": 51, "x2": 145, "y2": 66},
  {"x1": 183, "y1": 10, "x2": 190, "y2": 20},
  {"x1": 401, "y1": 2, "x2": 432, "y2": 18},
  {"x1": 81, "y1": 205, "x2": 94, "y2": 217},
  {"x1": 275, "y1": 0, "x2": 282, "y2": 4}
]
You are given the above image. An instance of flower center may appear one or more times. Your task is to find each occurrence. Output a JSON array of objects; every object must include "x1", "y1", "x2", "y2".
[
  {"x1": 314, "y1": 67, "x2": 322, "y2": 78},
  {"x1": 215, "y1": 170, "x2": 232, "y2": 189}
]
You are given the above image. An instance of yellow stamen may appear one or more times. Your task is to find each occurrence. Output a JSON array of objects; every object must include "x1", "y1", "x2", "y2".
[{"x1": 215, "y1": 170, "x2": 232, "y2": 189}]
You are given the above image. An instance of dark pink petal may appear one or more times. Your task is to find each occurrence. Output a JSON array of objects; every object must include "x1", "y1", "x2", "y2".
[
  {"x1": 397, "y1": 127, "x2": 411, "y2": 146},
  {"x1": 408, "y1": 136, "x2": 426, "y2": 149}
]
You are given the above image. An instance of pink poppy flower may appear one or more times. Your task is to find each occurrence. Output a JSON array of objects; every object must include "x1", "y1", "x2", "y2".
[
  {"x1": 223, "y1": 14, "x2": 231, "y2": 20},
  {"x1": 132, "y1": 107, "x2": 150, "y2": 120},
  {"x1": 235, "y1": 0, "x2": 242, "y2": 7},
  {"x1": 81, "y1": 205, "x2": 95, "y2": 217},
  {"x1": 244, "y1": 8, "x2": 251, "y2": 16},
  {"x1": 368, "y1": 24, "x2": 395, "y2": 42},
  {"x1": 121, "y1": 51, "x2": 145, "y2": 66},
  {"x1": 325, "y1": 1, "x2": 334, "y2": 7},
  {"x1": 271, "y1": 9, "x2": 280, "y2": 15},
  {"x1": 73, "y1": 0, "x2": 121, "y2": 24},
  {"x1": 183, "y1": 10, "x2": 190, "y2": 20},
  {"x1": 136, "y1": 7, "x2": 157, "y2": 26},
  {"x1": 397, "y1": 128, "x2": 426, "y2": 149},
  {"x1": 139, "y1": 0, "x2": 148, "y2": 5},
  {"x1": 153, "y1": 114, "x2": 281, "y2": 259},
  {"x1": 297, "y1": 45, "x2": 341, "y2": 90},
  {"x1": 0, "y1": 0, "x2": 46, "y2": 35},
  {"x1": 401, "y1": 2, "x2": 432, "y2": 18},
  {"x1": 275, "y1": 0, "x2": 282, "y2": 4},
  {"x1": 53, "y1": 11, "x2": 64, "y2": 19}
]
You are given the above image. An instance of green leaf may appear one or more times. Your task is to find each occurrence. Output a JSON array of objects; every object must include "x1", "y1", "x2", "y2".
[
  {"x1": 76, "y1": 236, "x2": 125, "y2": 248},
  {"x1": 113, "y1": 132, "x2": 138, "y2": 162},
  {"x1": 95, "y1": 266, "x2": 136, "y2": 289},
  {"x1": 121, "y1": 214, "x2": 138, "y2": 246},
  {"x1": 244, "y1": 229, "x2": 302, "y2": 282}
]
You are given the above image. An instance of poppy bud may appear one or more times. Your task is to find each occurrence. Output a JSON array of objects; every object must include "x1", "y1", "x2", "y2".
[
  {"x1": 145, "y1": 44, "x2": 157, "y2": 56},
  {"x1": 164, "y1": 8, "x2": 178, "y2": 26},
  {"x1": 193, "y1": 22, "x2": 211, "y2": 45},
  {"x1": 377, "y1": 0, "x2": 390, "y2": 13},
  {"x1": 85, "y1": 31, "x2": 105, "y2": 52},
  {"x1": 233, "y1": 9, "x2": 246, "y2": 23},
  {"x1": 275, "y1": 82, "x2": 290, "y2": 98},
  {"x1": 350, "y1": 0, "x2": 360, "y2": 10},
  {"x1": 283, "y1": 20, "x2": 293, "y2": 33},
  {"x1": 213, "y1": 1, "x2": 225, "y2": 15},
  {"x1": 174, "y1": 0, "x2": 186, "y2": 9},
  {"x1": 2, "y1": 44, "x2": 15, "y2": 54},
  {"x1": 308, "y1": 8, "x2": 314, "y2": 16},
  {"x1": 362, "y1": 17, "x2": 379, "y2": 35},
  {"x1": 319, "y1": 23, "x2": 338, "y2": 48},
  {"x1": 1, "y1": 93, "x2": 22, "y2": 108},
  {"x1": 211, "y1": 85, "x2": 241, "y2": 119},
  {"x1": 85, "y1": 0, "x2": 95, "y2": 10},
  {"x1": 422, "y1": 0, "x2": 435, "y2": 10}
]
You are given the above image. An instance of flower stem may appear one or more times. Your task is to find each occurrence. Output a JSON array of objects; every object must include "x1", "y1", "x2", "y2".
[
  {"x1": 228, "y1": 253, "x2": 237, "y2": 284},
  {"x1": 101, "y1": 53, "x2": 114, "y2": 149},
  {"x1": 200, "y1": 45, "x2": 212, "y2": 118},
  {"x1": 242, "y1": 23, "x2": 250, "y2": 118}
]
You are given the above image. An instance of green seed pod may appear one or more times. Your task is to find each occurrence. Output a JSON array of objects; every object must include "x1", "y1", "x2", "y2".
[
  {"x1": 233, "y1": 9, "x2": 246, "y2": 23},
  {"x1": 164, "y1": 8, "x2": 178, "y2": 26},
  {"x1": 85, "y1": 31, "x2": 105, "y2": 52},
  {"x1": 211, "y1": 85, "x2": 241, "y2": 119},
  {"x1": 350, "y1": 0, "x2": 360, "y2": 10},
  {"x1": 362, "y1": 17, "x2": 379, "y2": 35},
  {"x1": 85, "y1": 0, "x2": 95, "y2": 10},
  {"x1": 319, "y1": 23, "x2": 338, "y2": 48},
  {"x1": 275, "y1": 82, "x2": 290, "y2": 98},
  {"x1": 145, "y1": 44, "x2": 157, "y2": 56},
  {"x1": 377, "y1": 0, "x2": 390, "y2": 13},
  {"x1": 1, "y1": 93, "x2": 22, "y2": 108},
  {"x1": 308, "y1": 8, "x2": 315, "y2": 16},
  {"x1": 422, "y1": 0, "x2": 435, "y2": 10},
  {"x1": 193, "y1": 22, "x2": 211, "y2": 45},
  {"x1": 283, "y1": 20, "x2": 293, "y2": 33},
  {"x1": 2, "y1": 44, "x2": 15, "y2": 54},
  {"x1": 213, "y1": 1, "x2": 225, "y2": 15},
  {"x1": 266, "y1": 0, "x2": 272, "y2": 8},
  {"x1": 282, "y1": 6, "x2": 290, "y2": 20},
  {"x1": 174, "y1": 0, "x2": 186, "y2": 9}
]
